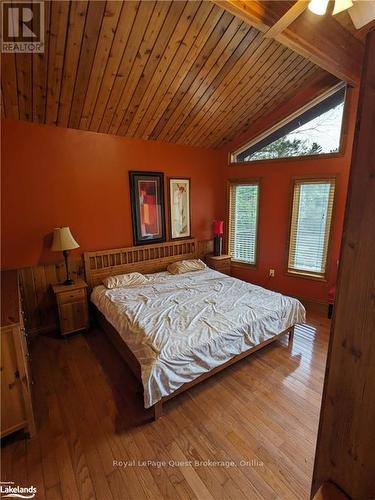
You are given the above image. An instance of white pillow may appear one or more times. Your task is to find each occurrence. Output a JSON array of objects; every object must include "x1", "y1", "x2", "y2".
[
  {"x1": 167, "y1": 259, "x2": 207, "y2": 275},
  {"x1": 102, "y1": 272, "x2": 149, "y2": 289}
]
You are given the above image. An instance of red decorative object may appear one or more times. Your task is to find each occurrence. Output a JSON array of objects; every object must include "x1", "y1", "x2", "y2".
[
  {"x1": 328, "y1": 285, "x2": 336, "y2": 319},
  {"x1": 213, "y1": 220, "x2": 224, "y2": 235},
  {"x1": 328, "y1": 286, "x2": 336, "y2": 304},
  {"x1": 213, "y1": 220, "x2": 224, "y2": 256}
]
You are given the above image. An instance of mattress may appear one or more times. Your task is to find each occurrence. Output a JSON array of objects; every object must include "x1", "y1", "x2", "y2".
[{"x1": 91, "y1": 268, "x2": 306, "y2": 408}]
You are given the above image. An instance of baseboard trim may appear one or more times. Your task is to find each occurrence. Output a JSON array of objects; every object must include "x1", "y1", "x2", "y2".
[
  {"x1": 296, "y1": 296, "x2": 329, "y2": 306},
  {"x1": 29, "y1": 324, "x2": 58, "y2": 336},
  {"x1": 295, "y1": 296, "x2": 329, "y2": 317}
]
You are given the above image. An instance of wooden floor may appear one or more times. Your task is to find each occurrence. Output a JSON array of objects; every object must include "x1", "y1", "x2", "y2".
[{"x1": 1, "y1": 305, "x2": 330, "y2": 500}]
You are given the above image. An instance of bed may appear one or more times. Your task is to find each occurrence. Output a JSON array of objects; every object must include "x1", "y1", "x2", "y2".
[{"x1": 84, "y1": 239, "x2": 306, "y2": 420}]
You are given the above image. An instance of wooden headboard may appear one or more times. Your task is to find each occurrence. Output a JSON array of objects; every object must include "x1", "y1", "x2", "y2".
[{"x1": 84, "y1": 239, "x2": 197, "y2": 287}]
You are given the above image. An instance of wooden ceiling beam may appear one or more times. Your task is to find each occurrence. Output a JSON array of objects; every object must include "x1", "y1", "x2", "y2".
[
  {"x1": 212, "y1": 0, "x2": 364, "y2": 85},
  {"x1": 264, "y1": 0, "x2": 309, "y2": 39},
  {"x1": 219, "y1": 69, "x2": 340, "y2": 152}
]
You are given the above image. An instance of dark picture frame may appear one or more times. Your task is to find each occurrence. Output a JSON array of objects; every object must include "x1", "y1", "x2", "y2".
[
  {"x1": 129, "y1": 171, "x2": 166, "y2": 246},
  {"x1": 168, "y1": 177, "x2": 191, "y2": 240}
]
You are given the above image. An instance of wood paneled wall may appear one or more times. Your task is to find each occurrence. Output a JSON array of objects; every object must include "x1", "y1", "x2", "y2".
[
  {"x1": 18, "y1": 239, "x2": 213, "y2": 336},
  {"x1": 19, "y1": 259, "x2": 84, "y2": 335},
  {"x1": 311, "y1": 29, "x2": 375, "y2": 499}
]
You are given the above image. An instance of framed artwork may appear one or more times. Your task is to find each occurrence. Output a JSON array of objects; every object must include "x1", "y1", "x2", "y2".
[
  {"x1": 129, "y1": 171, "x2": 166, "y2": 246},
  {"x1": 168, "y1": 177, "x2": 191, "y2": 240}
]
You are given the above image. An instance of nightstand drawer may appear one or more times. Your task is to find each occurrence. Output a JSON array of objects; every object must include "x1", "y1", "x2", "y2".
[
  {"x1": 58, "y1": 288, "x2": 85, "y2": 305},
  {"x1": 206, "y1": 254, "x2": 231, "y2": 276},
  {"x1": 215, "y1": 264, "x2": 231, "y2": 275},
  {"x1": 59, "y1": 301, "x2": 89, "y2": 335}
]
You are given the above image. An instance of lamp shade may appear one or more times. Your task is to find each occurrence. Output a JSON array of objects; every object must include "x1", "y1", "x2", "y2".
[
  {"x1": 308, "y1": 0, "x2": 329, "y2": 15},
  {"x1": 51, "y1": 227, "x2": 79, "y2": 252},
  {"x1": 213, "y1": 220, "x2": 224, "y2": 235}
]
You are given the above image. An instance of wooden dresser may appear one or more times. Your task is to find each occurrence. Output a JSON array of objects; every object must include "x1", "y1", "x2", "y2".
[
  {"x1": 206, "y1": 254, "x2": 231, "y2": 275},
  {"x1": 1, "y1": 270, "x2": 35, "y2": 438}
]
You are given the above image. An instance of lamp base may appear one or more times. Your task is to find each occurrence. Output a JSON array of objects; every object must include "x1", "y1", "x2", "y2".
[
  {"x1": 63, "y1": 278, "x2": 75, "y2": 286},
  {"x1": 213, "y1": 235, "x2": 223, "y2": 257},
  {"x1": 62, "y1": 250, "x2": 74, "y2": 285}
]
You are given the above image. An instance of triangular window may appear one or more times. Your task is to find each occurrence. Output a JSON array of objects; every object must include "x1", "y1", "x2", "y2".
[{"x1": 232, "y1": 86, "x2": 346, "y2": 163}]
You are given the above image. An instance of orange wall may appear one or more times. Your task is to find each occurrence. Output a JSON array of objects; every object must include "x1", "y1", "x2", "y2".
[
  {"x1": 1, "y1": 85, "x2": 358, "y2": 302},
  {"x1": 218, "y1": 87, "x2": 359, "y2": 302},
  {"x1": 1, "y1": 120, "x2": 222, "y2": 269}
]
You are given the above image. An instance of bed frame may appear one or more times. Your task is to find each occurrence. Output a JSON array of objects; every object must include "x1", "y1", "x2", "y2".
[{"x1": 84, "y1": 239, "x2": 294, "y2": 420}]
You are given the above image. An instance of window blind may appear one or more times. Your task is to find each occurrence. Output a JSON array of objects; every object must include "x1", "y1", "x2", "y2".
[
  {"x1": 288, "y1": 179, "x2": 335, "y2": 278},
  {"x1": 228, "y1": 182, "x2": 259, "y2": 264}
]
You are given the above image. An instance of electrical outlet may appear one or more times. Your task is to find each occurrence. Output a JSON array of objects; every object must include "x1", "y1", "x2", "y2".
[{"x1": 269, "y1": 269, "x2": 275, "y2": 277}]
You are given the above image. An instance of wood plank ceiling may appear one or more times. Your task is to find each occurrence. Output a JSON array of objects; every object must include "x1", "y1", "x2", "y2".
[{"x1": 0, "y1": 0, "x2": 351, "y2": 148}]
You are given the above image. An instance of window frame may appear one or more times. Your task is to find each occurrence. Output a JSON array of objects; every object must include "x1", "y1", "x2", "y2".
[
  {"x1": 285, "y1": 175, "x2": 337, "y2": 281},
  {"x1": 229, "y1": 83, "x2": 350, "y2": 166},
  {"x1": 226, "y1": 178, "x2": 261, "y2": 268}
]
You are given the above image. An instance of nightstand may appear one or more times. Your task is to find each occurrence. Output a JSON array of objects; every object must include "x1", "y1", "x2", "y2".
[
  {"x1": 206, "y1": 254, "x2": 231, "y2": 275},
  {"x1": 52, "y1": 280, "x2": 89, "y2": 336}
]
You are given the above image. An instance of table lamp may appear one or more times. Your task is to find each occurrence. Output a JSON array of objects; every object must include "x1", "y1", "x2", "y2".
[
  {"x1": 51, "y1": 227, "x2": 80, "y2": 285},
  {"x1": 213, "y1": 220, "x2": 224, "y2": 256}
]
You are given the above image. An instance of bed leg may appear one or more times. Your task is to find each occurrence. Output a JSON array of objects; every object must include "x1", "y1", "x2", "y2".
[
  {"x1": 153, "y1": 401, "x2": 163, "y2": 421},
  {"x1": 288, "y1": 326, "x2": 295, "y2": 344}
]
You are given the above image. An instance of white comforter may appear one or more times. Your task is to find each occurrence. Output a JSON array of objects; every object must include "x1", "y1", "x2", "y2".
[{"x1": 91, "y1": 268, "x2": 305, "y2": 408}]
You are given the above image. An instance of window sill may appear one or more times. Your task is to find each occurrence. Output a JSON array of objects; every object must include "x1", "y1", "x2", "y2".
[
  {"x1": 231, "y1": 260, "x2": 257, "y2": 270},
  {"x1": 286, "y1": 270, "x2": 328, "y2": 282},
  {"x1": 229, "y1": 151, "x2": 345, "y2": 167}
]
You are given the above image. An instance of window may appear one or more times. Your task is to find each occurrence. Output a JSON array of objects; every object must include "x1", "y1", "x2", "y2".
[
  {"x1": 287, "y1": 178, "x2": 335, "y2": 279},
  {"x1": 232, "y1": 86, "x2": 346, "y2": 163},
  {"x1": 228, "y1": 181, "x2": 259, "y2": 265}
]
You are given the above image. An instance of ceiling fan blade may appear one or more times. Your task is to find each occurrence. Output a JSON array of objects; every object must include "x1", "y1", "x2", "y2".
[
  {"x1": 348, "y1": 0, "x2": 375, "y2": 29},
  {"x1": 333, "y1": 0, "x2": 353, "y2": 15}
]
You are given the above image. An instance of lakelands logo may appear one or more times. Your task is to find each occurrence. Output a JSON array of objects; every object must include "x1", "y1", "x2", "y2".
[
  {"x1": 0, "y1": 482, "x2": 37, "y2": 499},
  {"x1": 1, "y1": 1, "x2": 44, "y2": 53}
]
